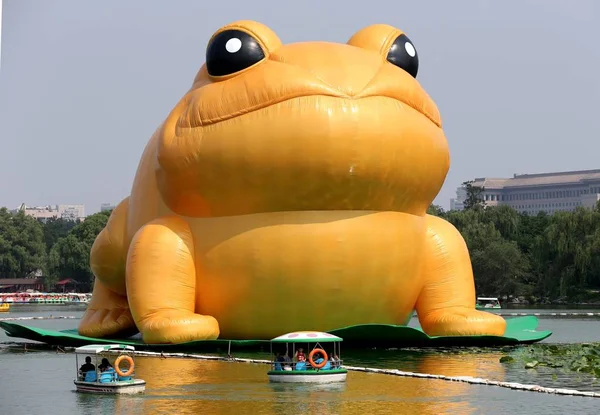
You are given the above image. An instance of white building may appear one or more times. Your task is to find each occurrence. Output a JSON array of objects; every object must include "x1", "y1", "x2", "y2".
[
  {"x1": 452, "y1": 169, "x2": 600, "y2": 215},
  {"x1": 13, "y1": 204, "x2": 86, "y2": 222},
  {"x1": 58, "y1": 204, "x2": 86, "y2": 221}
]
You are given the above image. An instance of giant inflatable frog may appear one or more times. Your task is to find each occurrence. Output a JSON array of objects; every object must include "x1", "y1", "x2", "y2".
[{"x1": 79, "y1": 20, "x2": 506, "y2": 344}]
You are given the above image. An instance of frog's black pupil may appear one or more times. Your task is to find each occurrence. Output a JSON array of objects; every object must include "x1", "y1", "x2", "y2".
[
  {"x1": 386, "y1": 34, "x2": 419, "y2": 78},
  {"x1": 206, "y1": 29, "x2": 266, "y2": 76}
]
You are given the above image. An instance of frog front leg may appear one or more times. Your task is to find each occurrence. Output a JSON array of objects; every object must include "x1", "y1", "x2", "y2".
[
  {"x1": 415, "y1": 214, "x2": 506, "y2": 336},
  {"x1": 126, "y1": 216, "x2": 220, "y2": 344},
  {"x1": 79, "y1": 198, "x2": 137, "y2": 338}
]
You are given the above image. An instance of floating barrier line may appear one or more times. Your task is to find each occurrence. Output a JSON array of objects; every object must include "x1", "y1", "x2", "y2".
[
  {"x1": 409, "y1": 312, "x2": 600, "y2": 317},
  {"x1": 120, "y1": 350, "x2": 599, "y2": 399},
  {"x1": 0, "y1": 344, "x2": 597, "y2": 398},
  {"x1": 0, "y1": 316, "x2": 78, "y2": 322},
  {"x1": 343, "y1": 366, "x2": 600, "y2": 398},
  {"x1": 496, "y1": 312, "x2": 600, "y2": 317}
]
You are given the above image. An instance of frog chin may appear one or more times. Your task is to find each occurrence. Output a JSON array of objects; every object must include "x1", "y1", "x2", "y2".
[{"x1": 157, "y1": 181, "x2": 435, "y2": 218}]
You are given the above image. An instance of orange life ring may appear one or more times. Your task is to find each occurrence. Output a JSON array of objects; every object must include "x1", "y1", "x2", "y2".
[
  {"x1": 308, "y1": 349, "x2": 328, "y2": 369},
  {"x1": 114, "y1": 355, "x2": 135, "y2": 377}
]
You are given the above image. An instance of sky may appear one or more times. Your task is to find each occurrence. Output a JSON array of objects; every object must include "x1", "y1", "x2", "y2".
[{"x1": 1, "y1": 0, "x2": 599, "y2": 214}]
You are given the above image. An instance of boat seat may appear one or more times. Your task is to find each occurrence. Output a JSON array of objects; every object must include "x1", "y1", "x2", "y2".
[
  {"x1": 99, "y1": 369, "x2": 117, "y2": 383},
  {"x1": 314, "y1": 358, "x2": 331, "y2": 370},
  {"x1": 84, "y1": 371, "x2": 97, "y2": 382}
]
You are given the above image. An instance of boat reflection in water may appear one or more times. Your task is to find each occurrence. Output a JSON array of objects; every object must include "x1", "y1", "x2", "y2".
[{"x1": 87, "y1": 349, "x2": 507, "y2": 415}]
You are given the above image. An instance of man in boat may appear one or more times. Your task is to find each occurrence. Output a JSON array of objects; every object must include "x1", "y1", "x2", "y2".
[{"x1": 79, "y1": 356, "x2": 96, "y2": 379}]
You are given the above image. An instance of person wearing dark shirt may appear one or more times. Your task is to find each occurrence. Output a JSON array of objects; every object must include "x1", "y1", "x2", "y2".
[{"x1": 79, "y1": 356, "x2": 96, "y2": 378}]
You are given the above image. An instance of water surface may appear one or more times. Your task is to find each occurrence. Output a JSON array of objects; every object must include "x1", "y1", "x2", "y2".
[{"x1": 1, "y1": 308, "x2": 599, "y2": 414}]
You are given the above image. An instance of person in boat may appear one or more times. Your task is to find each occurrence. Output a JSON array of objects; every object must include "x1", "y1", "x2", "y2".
[
  {"x1": 312, "y1": 352, "x2": 332, "y2": 370},
  {"x1": 274, "y1": 352, "x2": 286, "y2": 371},
  {"x1": 98, "y1": 357, "x2": 118, "y2": 383},
  {"x1": 294, "y1": 348, "x2": 306, "y2": 362},
  {"x1": 283, "y1": 353, "x2": 292, "y2": 370},
  {"x1": 79, "y1": 356, "x2": 96, "y2": 378},
  {"x1": 330, "y1": 353, "x2": 339, "y2": 369},
  {"x1": 98, "y1": 358, "x2": 113, "y2": 372}
]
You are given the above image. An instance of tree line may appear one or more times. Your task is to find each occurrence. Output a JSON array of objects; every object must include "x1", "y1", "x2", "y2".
[
  {"x1": 1, "y1": 183, "x2": 600, "y2": 303},
  {"x1": 427, "y1": 182, "x2": 600, "y2": 304},
  {"x1": 0, "y1": 208, "x2": 110, "y2": 291}
]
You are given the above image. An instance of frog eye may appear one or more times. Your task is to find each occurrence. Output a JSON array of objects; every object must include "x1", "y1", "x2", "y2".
[
  {"x1": 206, "y1": 29, "x2": 266, "y2": 77},
  {"x1": 386, "y1": 34, "x2": 419, "y2": 78}
]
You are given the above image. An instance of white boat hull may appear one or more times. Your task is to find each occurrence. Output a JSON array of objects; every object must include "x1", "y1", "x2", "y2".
[
  {"x1": 74, "y1": 379, "x2": 146, "y2": 394},
  {"x1": 268, "y1": 372, "x2": 347, "y2": 383}
]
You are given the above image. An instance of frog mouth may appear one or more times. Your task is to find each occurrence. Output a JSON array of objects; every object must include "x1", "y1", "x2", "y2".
[
  {"x1": 180, "y1": 63, "x2": 442, "y2": 131},
  {"x1": 180, "y1": 93, "x2": 441, "y2": 133}
]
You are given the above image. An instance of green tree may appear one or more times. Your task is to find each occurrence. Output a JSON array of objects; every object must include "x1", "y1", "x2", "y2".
[
  {"x1": 532, "y1": 208, "x2": 600, "y2": 298},
  {"x1": 427, "y1": 204, "x2": 445, "y2": 217},
  {"x1": 482, "y1": 205, "x2": 521, "y2": 241},
  {"x1": 462, "y1": 181, "x2": 486, "y2": 210},
  {"x1": 0, "y1": 208, "x2": 47, "y2": 278},
  {"x1": 470, "y1": 239, "x2": 530, "y2": 296},
  {"x1": 42, "y1": 217, "x2": 78, "y2": 252},
  {"x1": 48, "y1": 211, "x2": 111, "y2": 290},
  {"x1": 445, "y1": 208, "x2": 530, "y2": 297}
]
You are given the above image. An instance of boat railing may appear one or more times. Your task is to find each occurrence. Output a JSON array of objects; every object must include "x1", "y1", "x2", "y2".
[
  {"x1": 77, "y1": 369, "x2": 137, "y2": 383},
  {"x1": 270, "y1": 359, "x2": 344, "y2": 371}
]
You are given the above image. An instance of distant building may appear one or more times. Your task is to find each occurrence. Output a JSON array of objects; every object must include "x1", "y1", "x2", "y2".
[
  {"x1": 100, "y1": 203, "x2": 116, "y2": 212},
  {"x1": 451, "y1": 169, "x2": 600, "y2": 215},
  {"x1": 12, "y1": 203, "x2": 86, "y2": 222},
  {"x1": 450, "y1": 187, "x2": 467, "y2": 211},
  {"x1": 57, "y1": 204, "x2": 85, "y2": 221}
]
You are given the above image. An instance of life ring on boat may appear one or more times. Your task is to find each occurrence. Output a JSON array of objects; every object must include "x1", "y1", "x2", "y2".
[
  {"x1": 308, "y1": 349, "x2": 328, "y2": 369},
  {"x1": 114, "y1": 355, "x2": 135, "y2": 377}
]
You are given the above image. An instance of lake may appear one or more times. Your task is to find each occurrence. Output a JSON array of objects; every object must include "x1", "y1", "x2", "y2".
[{"x1": 1, "y1": 307, "x2": 599, "y2": 414}]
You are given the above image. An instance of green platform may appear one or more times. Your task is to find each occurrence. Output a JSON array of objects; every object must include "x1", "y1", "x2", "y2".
[{"x1": 0, "y1": 316, "x2": 551, "y2": 351}]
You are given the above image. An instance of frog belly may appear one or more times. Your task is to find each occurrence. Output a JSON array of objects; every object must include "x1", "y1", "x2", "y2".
[{"x1": 190, "y1": 211, "x2": 427, "y2": 339}]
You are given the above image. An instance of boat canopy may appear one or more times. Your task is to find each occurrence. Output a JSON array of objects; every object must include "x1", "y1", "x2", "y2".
[
  {"x1": 271, "y1": 331, "x2": 343, "y2": 343},
  {"x1": 74, "y1": 344, "x2": 136, "y2": 354},
  {"x1": 477, "y1": 297, "x2": 499, "y2": 301}
]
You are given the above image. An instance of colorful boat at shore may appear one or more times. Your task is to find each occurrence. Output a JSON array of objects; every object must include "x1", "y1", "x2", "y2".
[
  {"x1": 73, "y1": 344, "x2": 146, "y2": 394},
  {"x1": 0, "y1": 292, "x2": 91, "y2": 305},
  {"x1": 267, "y1": 331, "x2": 348, "y2": 383}
]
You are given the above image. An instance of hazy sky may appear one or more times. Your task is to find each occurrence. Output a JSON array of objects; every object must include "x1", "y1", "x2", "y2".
[{"x1": 1, "y1": 0, "x2": 599, "y2": 213}]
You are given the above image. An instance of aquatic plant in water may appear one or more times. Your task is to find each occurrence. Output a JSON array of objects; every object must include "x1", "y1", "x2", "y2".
[{"x1": 499, "y1": 343, "x2": 600, "y2": 378}]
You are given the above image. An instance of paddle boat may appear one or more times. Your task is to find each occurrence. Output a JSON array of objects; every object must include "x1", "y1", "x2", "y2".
[
  {"x1": 0, "y1": 302, "x2": 9, "y2": 312},
  {"x1": 268, "y1": 331, "x2": 348, "y2": 383},
  {"x1": 476, "y1": 297, "x2": 502, "y2": 310},
  {"x1": 73, "y1": 344, "x2": 146, "y2": 394}
]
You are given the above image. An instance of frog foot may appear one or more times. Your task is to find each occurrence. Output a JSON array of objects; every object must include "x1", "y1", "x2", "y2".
[
  {"x1": 138, "y1": 311, "x2": 220, "y2": 344},
  {"x1": 78, "y1": 278, "x2": 137, "y2": 338},
  {"x1": 418, "y1": 307, "x2": 506, "y2": 337},
  {"x1": 79, "y1": 307, "x2": 137, "y2": 339}
]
